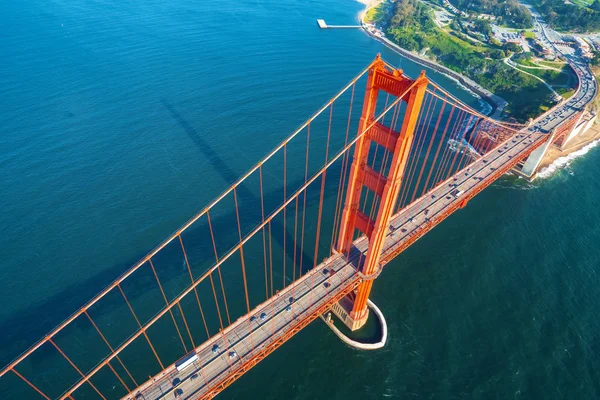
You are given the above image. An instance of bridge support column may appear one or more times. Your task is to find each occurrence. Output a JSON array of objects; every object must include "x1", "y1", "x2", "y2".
[{"x1": 334, "y1": 56, "x2": 428, "y2": 331}]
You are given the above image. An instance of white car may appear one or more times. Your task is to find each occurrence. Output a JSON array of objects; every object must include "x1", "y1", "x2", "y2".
[{"x1": 450, "y1": 189, "x2": 463, "y2": 198}]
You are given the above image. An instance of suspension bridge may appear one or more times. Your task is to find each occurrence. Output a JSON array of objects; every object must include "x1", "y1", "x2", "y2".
[{"x1": 0, "y1": 55, "x2": 590, "y2": 400}]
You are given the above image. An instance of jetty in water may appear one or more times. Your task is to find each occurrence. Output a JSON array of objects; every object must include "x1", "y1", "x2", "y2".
[{"x1": 317, "y1": 19, "x2": 361, "y2": 29}]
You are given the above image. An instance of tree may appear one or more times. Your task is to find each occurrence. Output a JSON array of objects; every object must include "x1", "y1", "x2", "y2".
[
  {"x1": 535, "y1": 0, "x2": 600, "y2": 32},
  {"x1": 591, "y1": 51, "x2": 600, "y2": 67},
  {"x1": 473, "y1": 19, "x2": 493, "y2": 37},
  {"x1": 504, "y1": 42, "x2": 522, "y2": 53}
]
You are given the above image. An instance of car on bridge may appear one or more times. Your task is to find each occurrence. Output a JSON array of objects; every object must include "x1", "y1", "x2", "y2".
[{"x1": 450, "y1": 189, "x2": 463, "y2": 198}]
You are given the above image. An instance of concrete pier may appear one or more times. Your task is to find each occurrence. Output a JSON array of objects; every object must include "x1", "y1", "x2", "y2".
[
  {"x1": 317, "y1": 19, "x2": 361, "y2": 29},
  {"x1": 322, "y1": 299, "x2": 387, "y2": 350}
]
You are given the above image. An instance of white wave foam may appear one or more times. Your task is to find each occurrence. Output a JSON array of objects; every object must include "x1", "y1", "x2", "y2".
[
  {"x1": 478, "y1": 98, "x2": 493, "y2": 116},
  {"x1": 534, "y1": 138, "x2": 600, "y2": 180}
]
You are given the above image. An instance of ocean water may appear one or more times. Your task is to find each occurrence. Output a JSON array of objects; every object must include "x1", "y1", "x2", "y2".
[{"x1": 1, "y1": 0, "x2": 600, "y2": 399}]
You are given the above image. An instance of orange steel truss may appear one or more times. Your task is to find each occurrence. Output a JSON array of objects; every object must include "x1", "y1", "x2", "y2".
[{"x1": 336, "y1": 56, "x2": 428, "y2": 322}]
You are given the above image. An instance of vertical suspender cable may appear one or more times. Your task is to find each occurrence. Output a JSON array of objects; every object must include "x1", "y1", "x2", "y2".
[
  {"x1": 311, "y1": 104, "x2": 333, "y2": 302},
  {"x1": 431, "y1": 105, "x2": 457, "y2": 186},
  {"x1": 233, "y1": 188, "x2": 251, "y2": 314},
  {"x1": 398, "y1": 91, "x2": 434, "y2": 208},
  {"x1": 208, "y1": 272, "x2": 224, "y2": 331},
  {"x1": 440, "y1": 110, "x2": 469, "y2": 182},
  {"x1": 259, "y1": 166, "x2": 269, "y2": 301},
  {"x1": 410, "y1": 95, "x2": 439, "y2": 202},
  {"x1": 292, "y1": 195, "x2": 299, "y2": 315},
  {"x1": 331, "y1": 83, "x2": 356, "y2": 250},
  {"x1": 49, "y1": 338, "x2": 107, "y2": 400},
  {"x1": 283, "y1": 144, "x2": 287, "y2": 290},
  {"x1": 147, "y1": 261, "x2": 187, "y2": 353},
  {"x1": 311, "y1": 105, "x2": 333, "y2": 306},
  {"x1": 11, "y1": 369, "x2": 51, "y2": 400},
  {"x1": 179, "y1": 235, "x2": 210, "y2": 340},
  {"x1": 455, "y1": 115, "x2": 478, "y2": 170},
  {"x1": 422, "y1": 101, "x2": 449, "y2": 194},
  {"x1": 84, "y1": 310, "x2": 139, "y2": 388},
  {"x1": 117, "y1": 285, "x2": 165, "y2": 369},
  {"x1": 206, "y1": 210, "x2": 231, "y2": 326},
  {"x1": 268, "y1": 221, "x2": 274, "y2": 298},
  {"x1": 298, "y1": 123, "x2": 310, "y2": 280}
]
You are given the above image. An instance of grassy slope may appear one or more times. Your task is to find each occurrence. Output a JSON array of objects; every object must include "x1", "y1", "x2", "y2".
[
  {"x1": 384, "y1": 6, "x2": 555, "y2": 121},
  {"x1": 514, "y1": 64, "x2": 575, "y2": 87}
]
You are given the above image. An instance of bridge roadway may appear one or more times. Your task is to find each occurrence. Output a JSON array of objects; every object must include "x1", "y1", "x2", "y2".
[
  {"x1": 529, "y1": 52, "x2": 597, "y2": 134},
  {"x1": 128, "y1": 129, "x2": 548, "y2": 400}
]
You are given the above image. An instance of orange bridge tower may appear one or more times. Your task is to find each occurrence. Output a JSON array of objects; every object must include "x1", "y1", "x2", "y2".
[{"x1": 334, "y1": 56, "x2": 428, "y2": 331}]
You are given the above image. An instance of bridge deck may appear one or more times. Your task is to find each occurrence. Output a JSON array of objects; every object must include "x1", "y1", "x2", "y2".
[
  {"x1": 128, "y1": 241, "x2": 366, "y2": 400},
  {"x1": 127, "y1": 130, "x2": 546, "y2": 400},
  {"x1": 381, "y1": 130, "x2": 546, "y2": 261}
]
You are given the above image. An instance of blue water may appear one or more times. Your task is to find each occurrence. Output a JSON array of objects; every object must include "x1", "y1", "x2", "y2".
[{"x1": 1, "y1": 0, "x2": 600, "y2": 399}]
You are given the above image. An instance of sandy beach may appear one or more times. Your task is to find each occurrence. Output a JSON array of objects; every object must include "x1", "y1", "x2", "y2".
[{"x1": 536, "y1": 122, "x2": 600, "y2": 176}]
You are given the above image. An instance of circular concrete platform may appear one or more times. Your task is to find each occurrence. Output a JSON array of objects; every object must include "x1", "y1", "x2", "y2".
[{"x1": 322, "y1": 299, "x2": 387, "y2": 350}]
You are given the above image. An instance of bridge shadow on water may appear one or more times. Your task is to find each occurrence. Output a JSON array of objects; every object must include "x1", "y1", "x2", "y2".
[
  {"x1": 1, "y1": 99, "x2": 351, "y2": 399},
  {"x1": 160, "y1": 98, "x2": 317, "y2": 282}
]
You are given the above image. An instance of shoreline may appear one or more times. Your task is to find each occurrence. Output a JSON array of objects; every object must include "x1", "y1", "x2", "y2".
[
  {"x1": 357, "y1": 0, "x2": 507, "y2": 119},
  {"x1": 535, "y1": 123, "x2": 600, "y2": 179},
  {"x1": 356, "y1": 0, "x2": 598, "y2": 179}
]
